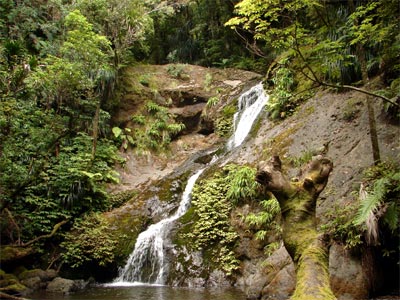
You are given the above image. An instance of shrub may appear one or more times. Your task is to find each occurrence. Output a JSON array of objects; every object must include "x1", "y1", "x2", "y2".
[{"x1": 61, "y1": 213, "x2": 117, "y2": 268}]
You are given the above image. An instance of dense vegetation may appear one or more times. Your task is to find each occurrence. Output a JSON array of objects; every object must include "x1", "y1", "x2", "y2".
[{"x1": 0, "y1": 0, "x2": 399, "y2": 293}]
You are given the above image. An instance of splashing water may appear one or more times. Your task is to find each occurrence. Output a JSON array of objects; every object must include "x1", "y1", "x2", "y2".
[{"x1": 114, "y1": 83, "x2": 268, "y2": 285}]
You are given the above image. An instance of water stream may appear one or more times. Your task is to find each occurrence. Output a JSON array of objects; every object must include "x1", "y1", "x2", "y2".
[
  {"x1": 113, "y1": 82, "x2": 269, "y2": 286},
  {"x1": 227, "y1": 82, "x2": 269, "y2": 150},
  {"x1": 115, "y1": 169, "x2": 205, "y2": 284}
]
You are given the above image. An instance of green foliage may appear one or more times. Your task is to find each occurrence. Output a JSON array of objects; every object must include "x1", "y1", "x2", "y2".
[
  {"x1": 287, "y1": 150, "x2": 314, "y2": 168},
  {"x1": 179, "y1": 164, "x2": 264, "y2": 275},
  {"x1": 322, "y1": 162, "x2": 400, "y2": 250},
  {"x1": 0, "y1": 112, "x2": 121, "y2": 243},
  {"x1": 215, "y1": 104, "x2": 236, "y2": 137},
  {"x1": 148, "y1": 0, "x2": 260, "y2": 69},
  {"x1": 321, "y1": 203, "x2": 363, "y2": 250},
  {"x1": 355, "y1": 162, "x2": 400, "y2": 240},
  {"x1": 61, "y1": 213, "x2": 117, "y2": 268},
  {"x1": 166, "y1": 64, "x2": 188, "y2": 79},
  {"x1": 0, "y1": 0, "x2": 154, "y2": 272},
  {"x1": 206, "y1": 96, "x2": 219, "y2": 108},
  {"x1": 72, "y1": 0, "x2": 154, "y2": 65},
  {"x1": 244, "y1": 197, "x2": 282, "y2": 257},
  {"x1": 112, "y1": 127, "x2": 134, "y2": 150},
  {"x1": 182, "y1": 164, "x2": 262, "y2": 275},
  {"x1": 128, "y1": 101, "x2": 185, "y2": 155},
  {"x1": 227, "y1": 0, "x2": 400, "y2": 90},
  {"x1": 226, "y1": 165, "x2": 259, "y2": 205},
  {"x1": 267, "y1": 62, "x2": 296, "y2": 119}
]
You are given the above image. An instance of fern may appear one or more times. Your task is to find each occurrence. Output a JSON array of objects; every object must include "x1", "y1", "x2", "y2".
[
  {"x1": 354, "y1": 163, "x2": 400, "y2": 245},
  {"x1": 226, "y1": 165, "x2": 259, "y2": 204},
  {"x1": 206, "y1": 96, "x2": 219, "y2": 107}
]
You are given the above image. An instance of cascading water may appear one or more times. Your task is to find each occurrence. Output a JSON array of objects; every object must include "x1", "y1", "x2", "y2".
[
  {"x1": 113, "y1": 82, "x2": 268, "y2": 285},
  {"x1": 115, "y1": 169, "x2": 204, "y2": 285},
  {"x1": 227, "y1": 82, "x2": 269, "y2": 150}
]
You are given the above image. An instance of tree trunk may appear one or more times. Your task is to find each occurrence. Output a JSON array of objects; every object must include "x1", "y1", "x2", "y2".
[
  {"x1": 256, "y1": 155, "x2": 336, "y2": 300},
  {"x1": 92, "y1": 103, "x2": 100, "y2": 160},
  {"x1": 349, "y1": 0, "x2": 381, "y2": 165}
]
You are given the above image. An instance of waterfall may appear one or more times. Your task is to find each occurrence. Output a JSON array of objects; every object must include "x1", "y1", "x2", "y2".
[
  {"x1": 227, "y1": 82, "x2": 269, "y2": 150},
  {"x1": 113, "y1": 82, "x2": 268, "y2": 285},
  {"x1": 115, "y1": 169, "x2": 204, "y2": 285}
]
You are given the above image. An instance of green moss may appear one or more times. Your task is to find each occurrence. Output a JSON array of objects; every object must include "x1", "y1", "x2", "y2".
[
  {"x1": 249, "y1": 116, "x2": 263, "y2": 139},
  {"x1": 111, "y1": 213, "x2": 150, "y2": 263},
  {"x1": 175, "y1": 164, "x2": 259, "y2": 276},
  {"x1": 262, "y1": 123, "x2": 301, "y2": 159},
  {"x1": 18, "y1": 269, "x2": 43, "y2": 280},
  {"x1": 109, "y1": 189, "x2": 139, "y2": 209},
  {"x1": 0, "y1": 246, "x2": 33, "y2": 263},
  {"x1": 291, "y1": 244, "x2": 336, "y2": 300},
  {"x1": 3, "y1": 283, "x2": 29, "y2": 294}
]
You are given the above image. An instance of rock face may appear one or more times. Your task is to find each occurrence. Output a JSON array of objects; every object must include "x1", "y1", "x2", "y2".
[
  {"x1": 111, "y1": 64, "x2": 261, "y2": 192},
  {"x1": 237, "y1": 247, "x2": 296, "y2": 300},
  {"x1": 329, "y1": 243, "x2": 369, "y2": 300},
  {"x1": 228, "y1": 88, "x2": 399, "y2": 298}
]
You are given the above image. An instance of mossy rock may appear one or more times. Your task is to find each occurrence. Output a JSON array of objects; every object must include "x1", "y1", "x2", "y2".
[
  {"x1": 0, "y1": 277, "x2": 18, "y2": 288},
  {"x1": 0, "y1": 269, "x2": 6, "y2": 279},
  {"x1": 0, "y1": 246, "x2": 33, "y2": 263},
  {"x1": 18, "y1": 268, "x2": 57, "y2": 281},
  {"x1": 2, "y1": 282, "x2": 31, "y2": 296}
]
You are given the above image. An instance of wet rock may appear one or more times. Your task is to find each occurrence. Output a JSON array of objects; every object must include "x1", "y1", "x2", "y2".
[
  {"x1": 329, "y1": 243, "x2": 369, "y2": 300},
  {"x1": 1, "y1": 282, "x2": 31, "y2": 297},
  {"x1": 262, "y1": 263, "x2": 296, "y2": 300},
  {"x1": 169, "y1": 103, "x2": 206, "y2": 133},
  {"x1": 20, "y1": 276, "x2": 42, "y2": 290},
  {"x1": 207, "y1": 270, "x2": 230, "y2": 287},
  {"x1": 46, "y1": 277, "x2": 87, "y2": 294},
  {"x1": 18, "y1": 268, "x2": 57, "y2": 282},
  {"x1": 237, "y1": 246, "x2": 295, "y2": 300}
]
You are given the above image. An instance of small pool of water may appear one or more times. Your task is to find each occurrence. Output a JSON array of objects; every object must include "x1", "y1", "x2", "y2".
[{"x1": 29, "y1": 284, "x2": 247, "y2": 300}]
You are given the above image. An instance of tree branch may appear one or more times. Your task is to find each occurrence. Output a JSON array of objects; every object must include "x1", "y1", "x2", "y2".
[
  {"x1": 3, "y1": 208, "x2": 21, "y2": 245},
  {"x1": 324, "y1": 82, "x2": 399, "y2": 107},
  {"x1": 292, "y1": 30, "x2": 399, "y2": 108},
  {"x1": 21, "y1": 220, "x2": 68, "y2": 247}
]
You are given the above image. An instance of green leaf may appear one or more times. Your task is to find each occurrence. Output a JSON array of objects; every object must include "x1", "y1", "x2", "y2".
[{"x1": 112, "y1": 126, "x2": 122, "y2": 138}]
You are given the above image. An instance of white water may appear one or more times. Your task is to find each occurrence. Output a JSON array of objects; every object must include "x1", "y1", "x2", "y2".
[
  {"x1": 114, "y1": 83, "x2": 268, "y2": 286},
  {"x1": 227, "y1": 82, "x2": 269, "y2": 150},
  {"x1": 115, "y1": 169, "x2": 204, "y2": 285}
]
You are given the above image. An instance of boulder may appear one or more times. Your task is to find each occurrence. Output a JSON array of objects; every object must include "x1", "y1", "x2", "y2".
[
  {"x1": 20, "y1": 276, "x2": 42, "y2": 290},
  {"x1": 329, "y1": 243, "x2": 369, "y2": 300},
  {"x1": 18, "y1": 268, "x2": 57, "y2": 282},
  {"x1": 46, "y1": 277, "x2": 87, "y2": 294},
  {"x1": 262, "y1": 263, "x2": 296, "y2": 300},
  {"x1": 207, "y1": 270, "x2": 231, "y2": 287},
  {"x1": 1, "y1": 282, "x2": 31, "y2": 297}
]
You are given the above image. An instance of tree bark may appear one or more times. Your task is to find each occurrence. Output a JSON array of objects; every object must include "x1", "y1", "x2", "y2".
[
  {"x1": 349, "y1": 0, "x2": 381, "y2": 165},
  {"x1": 256, "y1": 155, "x2": 336, "y2": 300}
]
